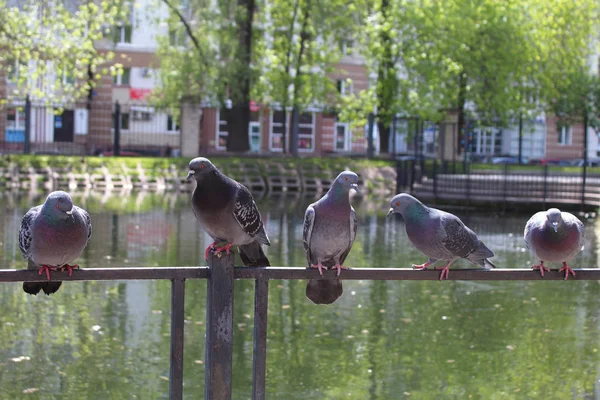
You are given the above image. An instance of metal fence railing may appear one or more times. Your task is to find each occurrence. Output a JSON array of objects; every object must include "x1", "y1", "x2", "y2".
[{"x1": 2, "y1": 252, "x2": 600, "y2": 400}]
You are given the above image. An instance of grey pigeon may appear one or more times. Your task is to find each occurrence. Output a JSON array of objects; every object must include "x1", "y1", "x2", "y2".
[
  {"x1": 187, "y1": 157, "x2": 270, "y2": 266},
  {"x1": 19, "y1": 191, "x2": 92, "y2": 295},
  {"x1": 387, "y1": 193, "x2": 495, "y2": 280},
  {"x1": 303, "y1": 171, "x2": 359, "y2": 304},
  {"x1": 524, "y1": 208, "x2": 584, "y2": 280}
]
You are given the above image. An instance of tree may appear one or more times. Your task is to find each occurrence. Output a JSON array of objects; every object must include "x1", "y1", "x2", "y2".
[{"x1": 0, "y1": 0, "x2": 127, "y2": 104}]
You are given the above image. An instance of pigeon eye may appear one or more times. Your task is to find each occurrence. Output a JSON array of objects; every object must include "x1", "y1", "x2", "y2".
[
  {"x1": 200, "y1": 164, "x2": 204, "y2": 169},
  {"x1": 344, "y1": 177, "x2": 348, "y2": 181},
  {"x1": 56, "y1": 204, "x2": 60, "y2": 209},
  {"x1": 395, "y1": 201, "x2": 400, "y2": 206}
]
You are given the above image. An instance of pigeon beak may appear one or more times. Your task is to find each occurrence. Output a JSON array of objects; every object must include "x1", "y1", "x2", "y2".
[
  {"x1": 386, "y1": 208, "x2": 394, "y2": 218},
  {"x1": 186, "y1": 170, "x2": 195, "y2": 181},
  {"x1": 351, "y1": 183, "x2": 360, "y2": 194},
  {"x1": 552, "y1": 221, "x2": 558, "y2": 232}
]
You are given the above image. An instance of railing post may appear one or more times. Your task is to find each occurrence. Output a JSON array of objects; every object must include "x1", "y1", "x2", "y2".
[
  {"x1": 252, "y1": 278, "x2": 269, "y2": 400},
  {"x1": 169, "y1": 278, "x2": 186, "y2": 400},
  {"x1": 24, "y1": 95, "x2": 31, "y2": 154},
  {"x1": 432, "y1": 159, "x2": 438, "y2": 200},
  {"x1": 114, "y1": 101, "x2": 121, "y2": 157},
  {"x1": 543, "y1": 164, "x2": 548, "y2": 209},
  {"x1": 205, "y1": 251, "x2": 234, "y2": 400}
]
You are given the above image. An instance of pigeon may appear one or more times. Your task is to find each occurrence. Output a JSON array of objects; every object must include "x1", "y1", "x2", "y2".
[
  {"x1": 387, "y1": 193, "x2": 496, "y2": 280},
  {"x1": 303, "y1": 171, "x2": 359, "y2": 304},
  {"x1": 19, "y1": 191, "x2": 92, "y2": 295},
  {"x1": 524, "y1": 208, "x2": 584, "y2": 280},
  {"x1": 187, "y1": 157, "x2": 270, "y2": 266}
]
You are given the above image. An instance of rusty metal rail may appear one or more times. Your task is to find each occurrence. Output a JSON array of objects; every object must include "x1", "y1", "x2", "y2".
[{"x1": 1, "y1": 257, "x2": 599, "y2": 400}]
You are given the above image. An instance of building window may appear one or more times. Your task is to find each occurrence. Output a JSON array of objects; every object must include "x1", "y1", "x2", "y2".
[
  {"x1": 298, "y1": 112, "x2": 315, "y2": 152},
  {"x1": 169, "y1": 29, "x2": 186, "y2": 47},
  {"x1": 336, "y1": 80, "x2": 353, "y2": 95},
  {"x1": 5, "y1": 58, "x2": 24, "y2": 84},
  {"x1": 270, "y1": 110, "x2": 286, "y2": 152},
  {"x1": 167, "y1": 115, "x2": 179, "y2": 132},
  {"x1": 113, "y1": 68, "x2": 131, "y2": 85},
  {"x1": 113, "y1": 24, "x2": 132, "y2": 44},
  {"x1": 339, "y1": 40, "x2": 355, "y2": 57},
  {"x1": 558, "y1": 125, "x2": 572, "y2": 145},
  {"x1": 216, "y1": 111, "x2": 228, "y2": 150},
  {"x1": 6, "y1": 108, "x2": 25, "y2": 130},
  {"x1": 113, "y1": 112, "x2": 130, "y2": 131},
  {"x1": 475, "y1": 128, "x2": 502, "y2": 155},
  {"x1": 334, "y1": 122, "x2": 350, "y2": 152}
]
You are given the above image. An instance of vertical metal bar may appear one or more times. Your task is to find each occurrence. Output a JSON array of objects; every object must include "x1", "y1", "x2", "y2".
[
  {"x1": 252, "y1": 278, "x2": 269, "y2": 400},
  {"x1": 114, "y1": 101, "x2": 121, "y2": 157},
  {"x1": 367, "y1": 112, "x2": 375, "y2": 159},
  {"x1": 433, "y1": 159, "x2": 438, "y2": 201},
  {"x1": 543, "y1": 164, "x2": 548, "y2": 209},
  {"x1": 24, "y1": 95, "x2": 31, "y2": 154},
  {"x1": 169, "y1": 278, "x2": 186, "y2": 400},
  {"x1": 205, "y1": 252, "x2": 234, "y2": 400},
  {"x1": 582, "y1": 111, "x2": 588, "y2": 211}
]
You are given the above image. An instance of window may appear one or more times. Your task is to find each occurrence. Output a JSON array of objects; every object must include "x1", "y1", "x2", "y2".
[
  {"x1": 475, "y1": 128, "x2": 502, "y2": 155},
  {"x1": 113, "y1": 68, "x2": 131, "y2": 85},
  {"x1": 558, "y1": 125, "x2": 572, "y2": 145},
  {"x1": 216, "y1": 111, "x2": 228, "y2": 150},
  {"x1": 270, "y1": 110, "x2": 286, "y2": 152},
  {"x1": 339, "y1": 40, "x2": 354, "y2": 57},
  {"x1": 113, "y1": 112, "x2": 130, "y2": 131},
  {"x1": 297, "y1": 112, "x2": 315, "y2": 152},
  {"x1": 113, "y1": 24, "x2": 132, "y2": 44},
  {"x1": 336, "y1": 79, "x2": 353, "y2": 95},
  {"x1": 334, "y1": 122, "x2": 350, "y2": 151},
  {"x1": 169, "y1": 29, "x2": 186, "y2": 47},
  {"x1": 5, "y1": 58, "x2": 24, "y2": 83},
  {"x1": 63, "y1": 67, "x2": 75, "y2": 85},
  {"x1": 6, "y1": 108, "x2": 25, "y2": 129},
  {"x1": 167, "y1": 115, "x2": 179, "y2": 132}
]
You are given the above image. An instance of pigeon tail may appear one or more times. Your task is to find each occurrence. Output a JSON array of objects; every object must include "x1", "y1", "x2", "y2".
[
  {"x1": 238, "y1": 242, "x2": 270, "y2": 267},
  {"x1": 23, "y1": 281, "x2": 62, "y2": 296},
  {"x1": 484, "y1": 259, "x2": 496, "y2": 269},
  {"x1": 305, "y1": 279, "x2": 343, "y2": 305}
]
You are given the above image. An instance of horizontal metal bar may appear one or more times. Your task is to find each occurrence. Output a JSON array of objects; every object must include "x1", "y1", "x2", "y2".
[
  {"x1": 0, "y1": 267, "x2": 207, "y2": 282},
  {"x1": 0, "y1": 267, "x2": 599, "y2": 282}
]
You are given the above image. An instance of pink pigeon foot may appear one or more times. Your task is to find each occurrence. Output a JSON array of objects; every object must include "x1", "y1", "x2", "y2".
[
  {"x1": 204, "y1": 241, "x2": 220, "y2": 261},
  {"x1": 434, "y1": 264, "x2": 451, "y2": 281},
  {"x1": 310, "y1": 259, "x2": 326, "y2": 276},
  {"x1": 38, "y1": 265, "x2": 57, "y2": 281},
  {"x1": 60, "y1": 264, "x2": 80, "y2": 277},
  {"x1": 559, "y1": 262, "x2": 576, "y2": 281},
  {"x1": 213, "y1": 242, "x2": 233, "y2": 256},
  {"x1": 412, "y1": 260, "x2": 435, "y2": 270},
  {"x1": 532, "y1": 261, "x2": 550, "y2": 278},
  {"x1": 332, "y1": 264, "x2": 350, "y2": 277}
]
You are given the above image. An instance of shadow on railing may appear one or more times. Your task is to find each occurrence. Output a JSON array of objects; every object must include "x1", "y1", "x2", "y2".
[{"x1": 1, "y1": 254, "x2": 600, "y2": 400}]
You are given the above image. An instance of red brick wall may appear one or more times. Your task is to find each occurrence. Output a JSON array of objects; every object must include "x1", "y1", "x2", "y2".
[
  {"x1": 319, "y1": 113, "x2": 335, "y2": 153},
  {"x1": 330, "y1": 62, "x2": 369, "y2": 92},
  {"x1": 545, "y1": 115, "x2": 585, "y2": 160}
]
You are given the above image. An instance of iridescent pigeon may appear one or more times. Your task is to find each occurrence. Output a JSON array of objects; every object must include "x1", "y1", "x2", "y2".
[
  {"x1": 187, "y1": 157, "x2": 270, "y2": 266},
  {"x1": 19, "y1": 191, "x2": 92, "y2": 295},
  {"x1": 524, "y1": 208, "x2": 584, "y2": 280},
  {"x1": 387, "y1": 193, "x2": 496, "y2": 280},
  {"x1": 303, "y1": 171, "x2": 359, "y2": 304}
]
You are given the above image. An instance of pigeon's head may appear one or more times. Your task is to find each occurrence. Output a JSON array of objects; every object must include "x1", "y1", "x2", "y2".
[
  {"x1": 387, "y1": 193, "x2": 422, "y2": 218},
  {"x1": 333, "y1": 171, "x2": 359, "y2": 193},
  {"x1": 187, "y1": 157, "x2": 216, "y2": 181},
  {"x1": 546, "y1": 208, "x2": 563, "y2": 232},
  {"x1": 44, "y1": 191, "x2": 74, "y2": 218}
]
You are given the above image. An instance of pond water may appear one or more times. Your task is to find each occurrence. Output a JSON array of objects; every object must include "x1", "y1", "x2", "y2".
[{"x1": 0, "y1": 190, "x2": 599, "y2": 399}]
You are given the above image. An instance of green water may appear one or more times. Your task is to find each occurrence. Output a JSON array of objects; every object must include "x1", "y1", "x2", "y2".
[{"x1": 0, "y1": 190, "x2": 599, "y2": 399}]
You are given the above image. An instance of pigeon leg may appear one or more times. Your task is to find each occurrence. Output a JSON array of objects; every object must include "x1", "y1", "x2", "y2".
[
  {"x1": 332, "y1": 263, "x2": 350, "y2": 277},
  {"x1": 531, "y1": 261, "x2": 550, "y2": 278},
  {"x1": 434, "y1": 259, "x2": 457, "y2": 281},
  {"x1": 559, "y1": 262, "x2": 576, "y2": 281},
  {"x1": 412, "y1": 259, "x2": 436, "y2": 270},
  {"x1": 204, "y1": 241, "x2": 220, "y2": 260},
  {"x1": 214, "y1": 242, "x2": 233, "y2": 255},
  {"x1": 60, "y1": 264, "x2": 80, "y2": 277},
  {"x1": 38, "y1": 265, "x2": 58, "y2": 281},
  {"x1": 310, "y1": 259, "x2": 326, "y2": 276}
]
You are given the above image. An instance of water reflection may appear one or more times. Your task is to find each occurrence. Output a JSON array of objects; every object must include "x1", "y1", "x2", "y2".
[{"x1": 0, "y1": 190, "x2": 598, "y2": 399}]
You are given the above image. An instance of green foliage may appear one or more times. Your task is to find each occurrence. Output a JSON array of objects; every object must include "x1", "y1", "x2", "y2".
[{"x1": 0, "y1": 0, "x2": 128, "y2": 104}]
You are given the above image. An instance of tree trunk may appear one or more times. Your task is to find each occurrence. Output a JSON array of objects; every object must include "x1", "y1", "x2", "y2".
[
  {"x1": 226, "y1": 0, "x2": 256, "y2": 152},
  {"x1": 375, "y1": 0, "x2": 393, "y2": 154},
  {"x1": 456, "y1": 73, "x2": 467, "y2": 154}
]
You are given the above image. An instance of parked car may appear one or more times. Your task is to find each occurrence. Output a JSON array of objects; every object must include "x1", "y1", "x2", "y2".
[
  {"x1": 530, "y1": 158, "x2": 572, "y2": 166},
  {"x1": 571, "y1": 158, "x2": 600, "y2": 167},
  {"x1": 490, "y1": 156, "x2": 522, "y2": 165}
]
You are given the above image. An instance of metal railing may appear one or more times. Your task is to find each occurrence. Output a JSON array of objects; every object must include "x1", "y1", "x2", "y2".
[{"x1": 2, "y1": 253, "x2": 600, "y2": 400}]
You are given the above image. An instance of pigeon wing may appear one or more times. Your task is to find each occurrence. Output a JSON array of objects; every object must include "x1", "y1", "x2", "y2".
[
  {"x1": 75, "y1": 206, "x2": 92, "y2": 243},
  {"x1": 440, "y1": 214, "x2": 480, "y2": 258},
  {"x1": 19, "y1": 205, "x2": 41, "y2": 260},
  {"x1": 233, "y1": 184, "x2": 269, "y2": 245},
  {"x1": 302, "y1": 204, "x2": 316, "y2": 266},
  {"x1": 339, "y1": 206, "x2": 357, "y2": 265}
]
